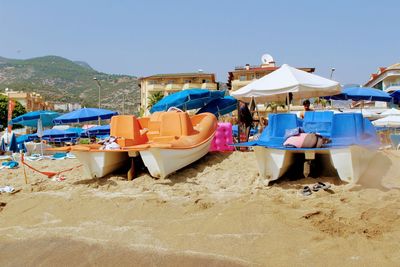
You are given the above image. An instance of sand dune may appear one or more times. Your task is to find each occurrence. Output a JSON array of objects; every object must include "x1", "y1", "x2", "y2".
[{"x1": 1, "y1": 150, "x2": 400, "y2": 266}]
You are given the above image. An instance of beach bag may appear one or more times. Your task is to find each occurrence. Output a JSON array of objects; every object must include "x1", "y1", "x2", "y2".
[{"x1": 283, "y1": 133, "x2": 325, "y2": 148}]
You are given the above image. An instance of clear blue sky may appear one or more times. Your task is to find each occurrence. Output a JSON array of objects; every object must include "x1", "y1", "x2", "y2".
[{"x1": 1, "y1": 0, "x2": 399, "y2": 85}]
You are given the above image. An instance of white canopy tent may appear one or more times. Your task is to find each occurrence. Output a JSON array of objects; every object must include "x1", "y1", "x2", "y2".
[
  {"x1": 372, "y1": 115, "x2": 400, "y2": 128},
  {"x1": 231, "y1": 64, "x2": 341, "y2": 102}
]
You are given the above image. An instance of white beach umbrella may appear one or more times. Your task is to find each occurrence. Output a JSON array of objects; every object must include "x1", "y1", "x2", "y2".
[
  {"x1": 372, "y1": 115, "x2": 400, "y2": 127},
  {"x1": 380, "y1": 108, "x2": 400, "y2": 116},
  {"x1": 231, "y1": 64, "x2": 341, "y2": 102}
]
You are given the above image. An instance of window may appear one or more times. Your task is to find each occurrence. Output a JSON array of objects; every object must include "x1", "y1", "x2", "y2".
[
  {"x1": 167, "y1": 80, "x2": 174, "y2": 84},
  {"x1": 184, "y1": 80, "x2": 192, "y2": 83},
  {"x1": 239, "y1": 75, "x2": 246, "y2": 81},
  {"x1": 256, "y1": 74, "x2": 261, "y2": 79}
]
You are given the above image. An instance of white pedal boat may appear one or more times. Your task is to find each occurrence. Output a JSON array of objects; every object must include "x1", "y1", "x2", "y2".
[
  {"x1": 73, "y1": 149, "x2": 130, "y2": 178},
  {"x1": 126, "y1": 111, "x2": 217, "y2": 179},
  {"x1": 254, "y1": 145, "x2": 376, "y2": 185},
  {"x1": 238, "y1": 112, "x2": 379, "y2": 185}
]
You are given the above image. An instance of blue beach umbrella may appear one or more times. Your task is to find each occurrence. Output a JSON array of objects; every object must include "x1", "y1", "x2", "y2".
[
  {"x1": 8, "y1": 133, "x2": 18, "y2": 153},
  {"x1": 330, "y1": 87, "x2": 392, "y2": 102},
  {"x1": 29, "y1": 129, "x2": 79, "y2": 141},
  {"x1": 9, "y1": 110, "x2": 60, "y2": 128},
  {"x1": 390, "y1": 90, "x2": 400, "y2": 104},
  {"x1": 53, "y1": 108, "x2": 118, "y2": 124},
  {"x1": 82, "y1": 125, "x2": 110, "y2": 137},
  {"x1": 197, "y1": 96, "x2": 237, "y2": 117},
  {"x1": 150, "y1": 89, "x2": 225, "y2": 113},
  {"x1": 0, "y1": 138, "x2": 6, "y2": 151},
  {"x1": 18, "y1": 142, "x2": 27, "y2": 153}
]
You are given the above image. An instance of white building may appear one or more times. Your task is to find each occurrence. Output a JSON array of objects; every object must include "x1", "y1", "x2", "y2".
[{"x1": 365, "y1": 63, "x2": 400, "y2": 93}]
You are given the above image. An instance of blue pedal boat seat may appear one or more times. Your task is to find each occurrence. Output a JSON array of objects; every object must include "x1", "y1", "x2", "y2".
[{"x1": 303, "y1": 111, "x2": 334, "y2": 137}]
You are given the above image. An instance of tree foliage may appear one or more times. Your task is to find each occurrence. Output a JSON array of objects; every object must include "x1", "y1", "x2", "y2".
[
  {"x1": 0, "y1": 94, "x2": 26, "y2": 129},
  {"x1": 147, "y1": 91, "x2": 165, "y2": 109}
]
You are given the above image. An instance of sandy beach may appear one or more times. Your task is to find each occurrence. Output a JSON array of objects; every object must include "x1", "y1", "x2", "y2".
[{"x1": 1, "y1": 150, "x2": 400, "y2": 266}]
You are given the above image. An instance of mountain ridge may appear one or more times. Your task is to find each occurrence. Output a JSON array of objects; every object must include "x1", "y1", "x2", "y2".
[{"x1": 0, "y1": 55, "x2": 140, "y2": 114}]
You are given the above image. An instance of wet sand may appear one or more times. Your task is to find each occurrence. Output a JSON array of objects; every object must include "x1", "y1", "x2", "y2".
[{"x1": 1, "y1": 150, "x2": 400, "y2": 266}]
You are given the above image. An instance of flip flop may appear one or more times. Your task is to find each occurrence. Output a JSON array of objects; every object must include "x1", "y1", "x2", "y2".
[
  {"x1": 317, "y1": 182, "x2": 331, "y2": 190},
  {"x1": 301, "y1": 186, "x2": 312, "y2": 196},
  {"x1": 312, "y1": 183, "x2": 322, "y2": 192}
]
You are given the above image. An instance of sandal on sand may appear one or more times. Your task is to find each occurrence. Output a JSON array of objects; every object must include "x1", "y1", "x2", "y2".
[
  {"x1": 301, "y1": 186, "x2": 312, "y2": 196},
  {"x1": 312, "y1": 183, "x2": 322, "y2": 192},
  {"x1": 313, "y1": 182, "x2": 331, "y2": 192},
  {"x1": 318, "y1": 182, "x2": 331, "y2": 190}
]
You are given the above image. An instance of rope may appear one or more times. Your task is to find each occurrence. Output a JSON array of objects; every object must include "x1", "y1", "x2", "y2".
[{"x1": 21, "y1": 154, "x2": 82, "y2": 178}]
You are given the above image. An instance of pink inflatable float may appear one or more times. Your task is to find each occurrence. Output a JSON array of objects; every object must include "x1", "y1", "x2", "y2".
[{"x1": 210, "y1": 122, "x2": 234, "y2": 152}]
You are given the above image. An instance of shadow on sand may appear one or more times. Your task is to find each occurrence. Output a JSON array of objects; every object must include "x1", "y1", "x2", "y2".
[
  {"x1": 269, "y1": 151, "x2": 394, "y2": 192},
  {"x1": 164, "y1": 152, "x2": 233, "y2": 186}
]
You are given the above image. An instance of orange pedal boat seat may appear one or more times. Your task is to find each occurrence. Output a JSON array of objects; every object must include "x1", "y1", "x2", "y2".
[{"x1": 110, "y1": 115, "x2": 148, "y2": 147}]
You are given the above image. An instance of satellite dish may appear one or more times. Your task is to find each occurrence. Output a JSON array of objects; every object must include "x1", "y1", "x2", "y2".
[{"x1": 261, "y1": 54, "x2": 274, "y2": 64}]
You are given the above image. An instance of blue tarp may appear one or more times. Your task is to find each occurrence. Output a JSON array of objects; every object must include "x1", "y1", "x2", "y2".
[
  {"x1": 9, "y1": 110, "x2": 60, "y2": 128},
  {"x1": 330, "y1": 87, "x2": 392, "y2": 102},
  {"x1": 196, "y1": 96, "x2": 237, "y2": 117},
  {"x1": 53, "y1": 108, "x2": 118, "y2": 124},
  {"x1": 150, "y1": 89, "x2": 225, "y2": 113}
]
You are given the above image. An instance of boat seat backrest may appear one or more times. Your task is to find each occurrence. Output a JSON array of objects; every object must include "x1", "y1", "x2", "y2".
[
  {"x1": 159, "y1": 111, "x2": 195, "y2": 137},
  {"x1": 303, "y1": 111, "x2": 334, "y2": 136},
  {"x1": 138, "y1": 117, "x2": 149, "y2": 129},
  {"x1": 330, "y1": 113, "x2": 364, "y2": 145},
  {"x1": 110, "y1": 115, "x2": 148, "y2": 145},
  {"x1": 269, "y1": 113, "x2": 301, "y2": 138}
]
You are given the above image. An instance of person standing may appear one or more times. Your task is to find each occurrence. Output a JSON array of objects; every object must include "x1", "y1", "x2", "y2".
[{"x1": 238, "y1": 101, "x2": 253, "y2": 141}]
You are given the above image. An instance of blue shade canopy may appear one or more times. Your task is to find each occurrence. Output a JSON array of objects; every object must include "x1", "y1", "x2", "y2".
[
  {"x1": 53, "y1": 108, "x2": 118, "y2": 124},
  {"x1": 81, "y1": 125, "x2": 110, "y2": 137},
  {"x1": 390, "y1": 90, "x2": 400, "y2": 104},
  {"x1": 196, "y1": 96, "x2": 237, "y2": 117},
  {"x1": 8, "y1": 133, "x2": 18, "y2": 153},
  {"x1": 330, "y1": 87, "x2": 392, "y2": 102},
  {"x1": 16, "y1": 134, "x2": 35, "y2": 144},
  {"x1": 9, "y1": 110, "x2": 60, "y2": 127},
  {"x1": 30, "y1": 129, "x2": 79, "y2": 140},
  {"x1": 65, "y1": 127, "x2": 84, "y2": 135},
  {"x1": 150, "y1": 89, "x2": 225, "y2": 113}
]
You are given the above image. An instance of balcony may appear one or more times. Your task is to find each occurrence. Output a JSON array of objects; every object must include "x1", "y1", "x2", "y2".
[
  {"x1": 231, "y1": 80, "x2": 252, "y2": 91},
  {"x1": 165, "y1": 83, "x2": 183, "y2": 91},
  {"x1": 384, "y1": 83, "x2": 400, "y2": 91},
  {"x1": 146, "y1": 84, "x2": 165, "y2": 92},
  {"x1": 182, "y1": 83, "x2": 202, "y2": 90},
  {"x1": 201, "y1": 83, "x2": 218, "y2": 90}
]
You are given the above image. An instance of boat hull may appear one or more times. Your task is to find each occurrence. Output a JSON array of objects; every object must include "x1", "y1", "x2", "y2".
[
  {"x1": 254, "y1": 146, "x2": 377, "y2": 185},
  {"x1": 73, "y1": 150, "x2": 129, "y2": 178},
  {"x1": 137, "y1": 137, "x2": 213, "y2": 179}
]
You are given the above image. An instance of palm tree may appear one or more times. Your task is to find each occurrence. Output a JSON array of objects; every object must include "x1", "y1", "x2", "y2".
[{"x1": 147, "y1": 91, "x2": 164, "y2": 109}]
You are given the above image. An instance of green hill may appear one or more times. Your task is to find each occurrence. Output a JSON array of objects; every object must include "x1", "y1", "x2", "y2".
[{"x1": 0, "y1": 55, "x2": 140, "y2": 114}]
